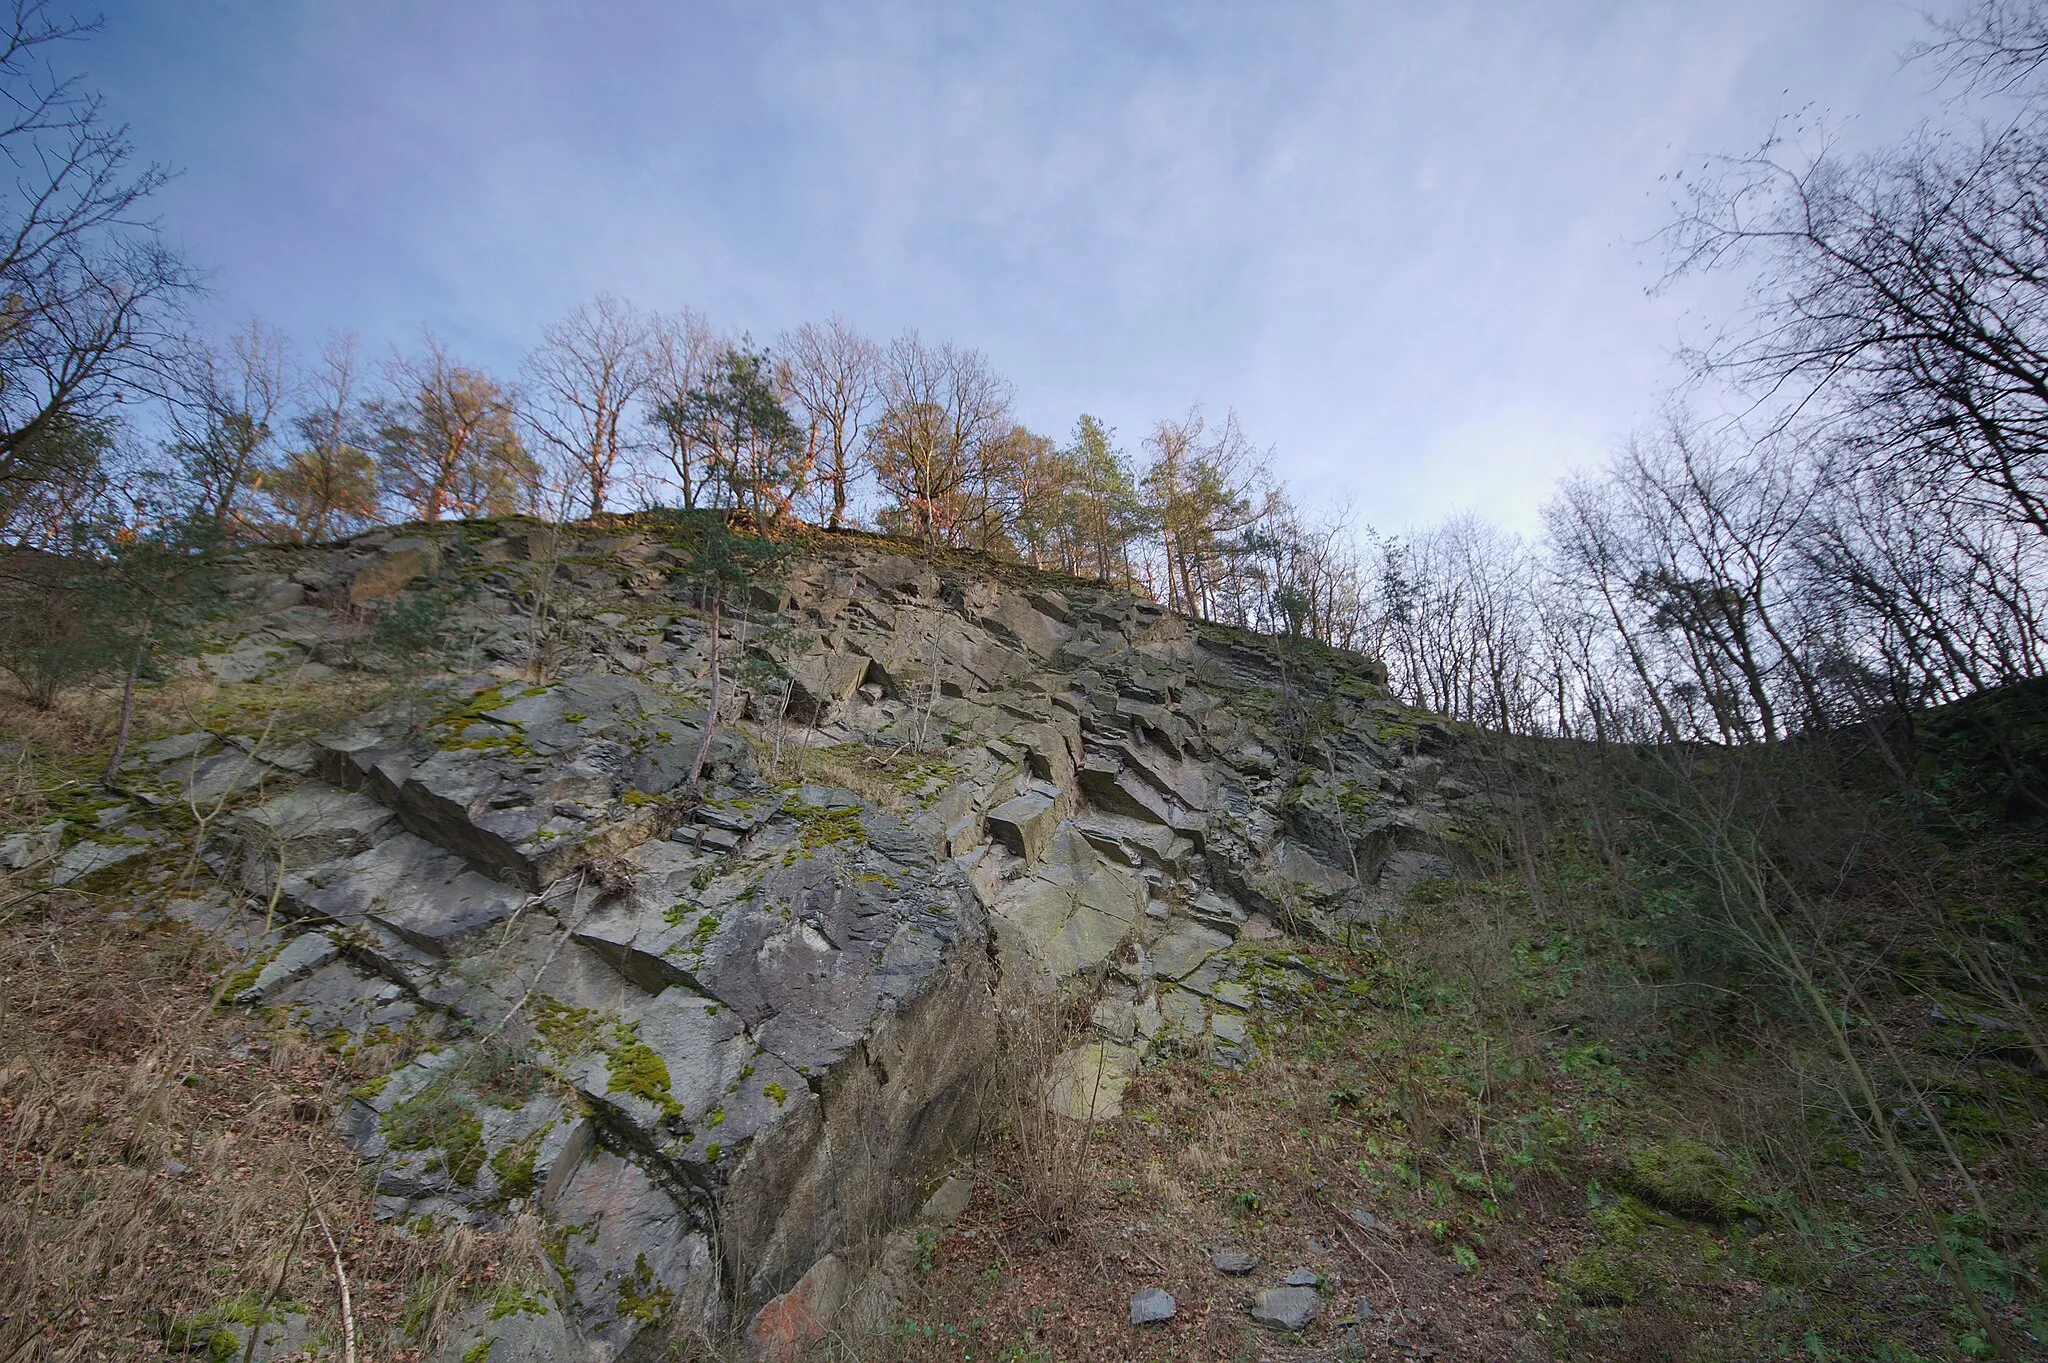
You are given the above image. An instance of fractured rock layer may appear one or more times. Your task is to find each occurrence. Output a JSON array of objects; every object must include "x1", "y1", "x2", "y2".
[{"x1": 69, "y1": 518, "x2": 1479, "y2": 1359}]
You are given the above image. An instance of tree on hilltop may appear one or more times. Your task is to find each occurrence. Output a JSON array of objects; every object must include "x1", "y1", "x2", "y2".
[
  {"x1": 372, "y1": 333, "x2": 533, "y2": 521},
  {"x1": 523, "y1": 294, "x2": 656, "y2": 517},
  {"x1": 779, "y1": 317, "x2": 881, "y2": 531},
  {"x1": 655, "y1": 344, "x2": 808, "y2": 529},
  {"x1": 267, "y1": 332, "x2": 378, "y2": 542},
  {"x1": 870, "y1": 332, "x2": 1013, "y2": 551},
  {"x1": 166, "y1": 318, "x2": 291, "y2": 541}
]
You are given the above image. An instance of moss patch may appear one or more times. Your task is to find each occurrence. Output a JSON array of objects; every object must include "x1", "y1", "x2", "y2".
[
  {"x1": 782, "y1": 794, "x2": 870, "y2": 858},
  {"x1": 1558, "y1": 1195, "x2": 1680, "y2": 1306},
  {"x1": 1620, "y1": 1138, "x2": 1753, "y2": 1222},
  {"x1": 488, "y1": 1129, "x2": 545, "y2": 1202},
  {"x1": 605, "y1": 1033, "x2": 681, "y2": 1119},
  {"x1": 380, "y1": 1082, "x2": 487, "y2": 1185},
  {"x1": 616, "y1": 1252, "x2": 674, "y2": 1325},
  {"x1": 532, "y1": 996, "x2": 610, "y2": 1058}
]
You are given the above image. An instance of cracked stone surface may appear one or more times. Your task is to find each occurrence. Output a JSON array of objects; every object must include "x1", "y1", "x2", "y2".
[{"x1": 57, "y1": 519, "x2": 1476, "y2": 1361}]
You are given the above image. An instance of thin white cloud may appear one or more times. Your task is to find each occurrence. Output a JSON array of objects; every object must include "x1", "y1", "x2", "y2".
[{"x1": 98, "y1": 0, "x2": 1940, "y2": 531}]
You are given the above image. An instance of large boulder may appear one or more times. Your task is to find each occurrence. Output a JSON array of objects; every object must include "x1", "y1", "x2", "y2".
[{"x1": 317, "y1": 675, "x2": 752, "y2": 888}]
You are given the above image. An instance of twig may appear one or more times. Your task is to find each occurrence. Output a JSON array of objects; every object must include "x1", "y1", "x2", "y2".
[
  {"x1": 1326, "y1": 1209, "x2": 1397, "y2": 1289},
  {"x1": 242, "y1": 1201, "x2": 314, "y2": 1363},
  {"x1": 483, "y1": 871, "x2": 588, "y2": 1043},
  {"x1": 1474, "y1": 1036, "x2": 1501, "y2": 1207},
  {"x1": 314, "y1": 1205, "x2": 357, "y2": 1363}
]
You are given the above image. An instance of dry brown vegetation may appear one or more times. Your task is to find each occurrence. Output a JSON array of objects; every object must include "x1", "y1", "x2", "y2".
[{"x1": 0, "y1": 676, "x2": 546, "y2": 1363}]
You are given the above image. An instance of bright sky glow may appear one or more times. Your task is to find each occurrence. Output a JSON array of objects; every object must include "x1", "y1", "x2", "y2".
[{"x1": 95, "y1": 0, "x2": 1941, "y2": 534}]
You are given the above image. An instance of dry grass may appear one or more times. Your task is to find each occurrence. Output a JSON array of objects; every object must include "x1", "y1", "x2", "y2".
[
  {"x1": 0, "y1": 885, "x2": 558, "y2": 1362},
  {"x1": 870, "y1": 943, "x2": 1569, "y2": 1363},
  {"x1": 0, "y1": 676, "x2": 539, "y2": 1363}
]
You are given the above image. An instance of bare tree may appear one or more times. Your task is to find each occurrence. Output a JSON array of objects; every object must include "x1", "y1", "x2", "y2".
[
  {"x1": 1545, "y1": 470, "x2": 1688, "y2": 741},
  {"x1": 779, "y1": 317, "x2": 881, "y2": 530},
  {"x1": 1804, "y1": 454, "x2": 2048, "y2": 705},
  {"x1": 1919, "y1": 0, "x2": 2048, "y2": 98},
  {"x1": 1260, "y1": 495, "x2": 1378, "y2": 651},
  {"x1": 523, "y1": 294, "x2": 655, "y2": 517},
  {"x1": 373, "y1": 333, "x2": 532, "y2": 522},
  {"x1": 1669, "y1": 12, "x2": 2048, "y2": 552},
  {"x1": 644, "y1": 306, "x2": 720, "y2": 509},
  {"x1": 167, "y1": 318, "x2": 292, "y2": 540},
  {"x1": 869, "y1": 332, "x2": 1014, "y2": 550},
  {"x1": 1375, "y1": 515, "x2": 1542, "y2": 732},
  {"x1": 0, "y1": 3, "x2": 193, "y2": 524},
  {"x1": 269, "y1": 332, "x2": 378, "y2": 543}
]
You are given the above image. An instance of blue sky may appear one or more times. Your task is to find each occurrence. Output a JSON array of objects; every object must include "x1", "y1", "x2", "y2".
[{"x1": 94, "y1": 0, "x2": 1940, "y2": 534}]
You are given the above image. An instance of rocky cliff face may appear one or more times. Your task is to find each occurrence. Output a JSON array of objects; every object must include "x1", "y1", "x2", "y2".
[{"x1": 59, "y1": 516, "x2": 1479, "y2": 1359}]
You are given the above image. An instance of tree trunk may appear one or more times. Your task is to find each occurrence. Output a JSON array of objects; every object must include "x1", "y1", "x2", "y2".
[
  {"x1": 687, "y1": 590, "x2": 723, "y2": 790},
  {"x1": 101, "y1": 632, "x2": 150, "y2": 790}
]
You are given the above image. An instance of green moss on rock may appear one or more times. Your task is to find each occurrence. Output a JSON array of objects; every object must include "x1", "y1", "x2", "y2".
[
  {"x1": 606, "y1": 1036, "x2": 681, "y2": 1118},
  {"x1": 381, "y1": 1083, "x2": 487, "y2": 1185},
  {"x1": 1620, "y1": 1138, "x2": 1753, "y2": 1221},
  {"x1": 1559, "y1": 1196, "x2": 1676, "y2": 1306},
  {"x1": 532, "y1": 996, "x2": 609, "y2": 1058},
  {"x1": 616, "y1": 1253, "x2": 674, "y2": 1325}
]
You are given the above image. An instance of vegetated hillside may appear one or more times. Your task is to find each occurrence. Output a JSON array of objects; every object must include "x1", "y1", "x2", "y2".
[
  {"x1": 878, "y1": 685, "x2": 2048, "y2": 1362},
  {"x1": 0, "y1": 516, "x2": 2041, "y2": 1363}
]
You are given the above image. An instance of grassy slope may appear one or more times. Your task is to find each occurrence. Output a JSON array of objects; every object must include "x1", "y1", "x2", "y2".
[
  {"x1": 877, "y1": 696, "x2": 2048, "y2": 1363},
  {"x1": 2, "y1": 528, "x2": 2043, "y2": 1362}
]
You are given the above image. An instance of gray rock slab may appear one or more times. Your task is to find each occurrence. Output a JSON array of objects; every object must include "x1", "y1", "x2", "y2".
[
  {"x1": 985, "y1": 791, "x2": 1058, "y2": 864},
  {"x1": 1043, "y1": 1040, "x2": 1139, "y2": 1123},
  {"x1": 547, "y1": 1147, "x2": 716, "y2": 1354},
  {"x1": 432, "y1": 1297, "x2": 578, "y2": 1363},
  {"x1": 0, "y1": 820, "x2": 62, "y2": 869},
  {"x1": 1079, "y1": 756, "x2": 1171, "y2": 825},
  {"x1": 161, "y1": 749, "x2": 280, "y2": 804},
  {"x1": 1211, "y1": 1249, "x2": 1257, "y2": 1275},
  {"x1": 272, "y1": 958, "x2": 415, "y2": 1036},
  {"x1": 49, "y1": 837, "x2": 151, "y2": 886},
  {"x1": 144, "y1": 731, "x2": 216, "y2": 765},
  {"x1": 1129, "y1": 1287, "x2": 1176, "y2": 1324},
  {"x1": 228, "y1": 786, "x2": 397, "y2": 868},
  {"x1": 224, "y1": 735, "x2": 318, "y2": 775},
  {"x1": 234, "y1": 930, "x2": 338, "y2": 1004},
  {"x1": 1250, "y1": 1285, "x2": 1322, "y2": 1331},
  {"x1": 1148, "y1": 920, "x2": 1233, "y2": 981},
  {"x1": 319, "y1": 673, "x2": 752, "y2": 888},
  {"x1": 919, "y1": 1173, "x2": 974, "y2": 1225},
  {"x1": 202, "y1": 639, "x2": 299, "y2": 684},
  {"x1": 782, "y1": 650, "x2": 873, "y2": 723},
  {"x1": 988, "y1": 828, "x2": 1145, "y2": 987},
  {"x1": 282, "y1": 831, "x2": 528, "y2": 955}
]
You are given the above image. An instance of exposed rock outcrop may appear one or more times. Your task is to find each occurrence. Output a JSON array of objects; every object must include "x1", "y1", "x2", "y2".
[{"x1": 54, "y1": 516, "x2": 1477, "y2": 1359}]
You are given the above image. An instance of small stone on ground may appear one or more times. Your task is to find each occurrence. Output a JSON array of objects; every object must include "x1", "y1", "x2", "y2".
[
  {"x1": 1251, "y1": 1285, "x2": 1322, "y2": 1331},
  {"x1": 1211, "y1": 1249, "x2": 1257, "y2": 1275},
  {"x1": 1129, "y1": 1287, "x2": 1176, "y2": 1325}
]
